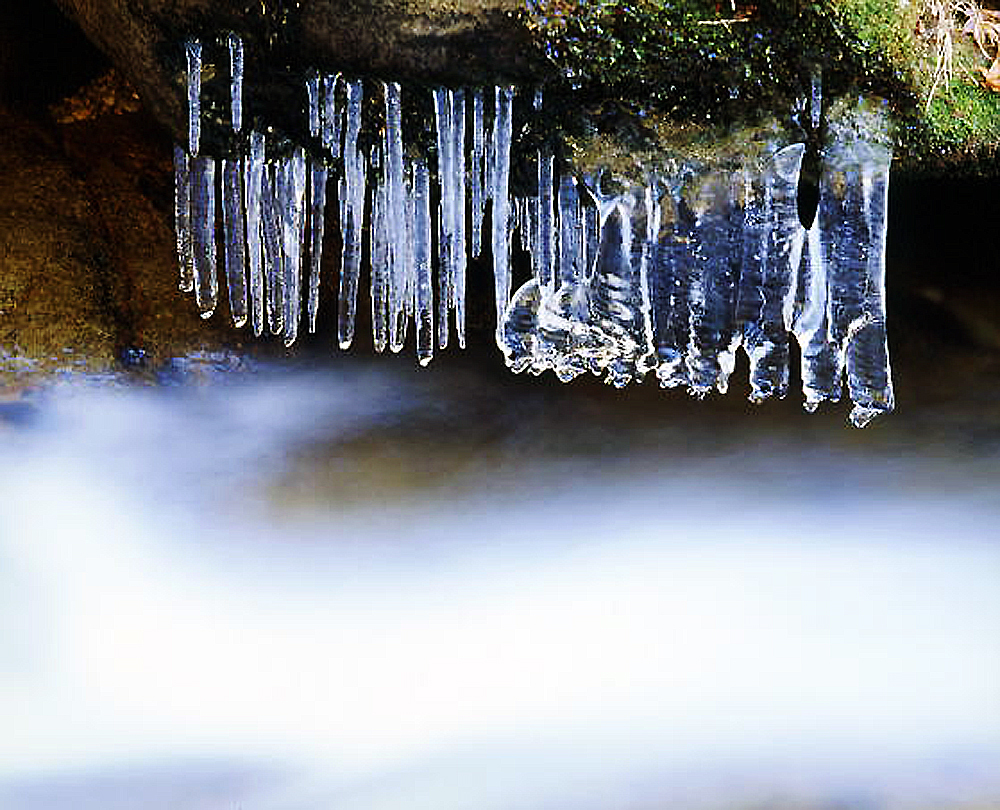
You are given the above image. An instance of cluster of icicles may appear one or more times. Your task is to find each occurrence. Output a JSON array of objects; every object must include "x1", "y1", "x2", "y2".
[{"x1": 173, "y1": 35, "x2": 894, "y2": 426}]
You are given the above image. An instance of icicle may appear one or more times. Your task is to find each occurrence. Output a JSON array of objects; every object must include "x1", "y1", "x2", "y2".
[
  {"x1": 185, "y1": 39, "x2": 202, "y2": 156},
  {"x1": 174, "y1": 145, "x2": 194, "y2": 293},
  {"x1": 537, "y1": 151, "x2": 555, "y2": 291},
  {"x1": 322, "y1": 75, "x2": 342, "y2": 157},
  {"x1": 557, "y1": 175, "x2": 582, "y2": 284},
  {"x1": 471, "y1": 88, "x2": 486, "y2": 258},
  {"x1": 788, "y1": 218, "x2": 838, "y2": 410},
  {"x1": 245, "y1": 132, "x2": 266, "y2": 337},
  {"x1": 452, "y1": 89, "x2": 468, "y2": 348},
  {"x1": 338, "y1": 78, "x2": 365, "y2": 350},
  {"x1": 517, "y1": 197, "x2": 532, "y2": 255},
  {"x1": 587, "y1": 190, "x2": 656, "y2": 387},
  {"x1": 221, "y1": 158, "x2": 248, "y2": 327},
  {"x1": 741, "y1": 144, "x2": 803, "y2": 402},
  {"x1": 228, "y1": 33, "x2": 243, "y2": 132},
  {"x1": 385, "y1": 81, "x2": 411, "y2": 353},
  {"x1": 280, "y1": 148, "x2": 307, "y2": 347},
  {"x1": 491, "y1": 85, "x2": 514, "y2": 329},
  {"x1": 306, "y1": 74, "x2": 321, "y2": 142},
  {"x1": 845, "y1": 150, "x2": 893, "y2": 427},
  {"x1": 370, "y1": 146, "x2": 389, "y2": 353},
  {"x1": 827, "y1": 98, "x2": 895, "y2": 427},
  {"x1": 810, "y1": 67, "x2": 823, "y2": 132},
  {"x1": 413, "y1": 156, "x2": 434, "y2": 366},
  {"x1": 262, "y1": 162, "x2": 284, "y2": 336},
  {"x1": 433, "y1": 87, "x2": 455, "y2": 350},
  {"x1": 683, "y1": 167, "x2": 744, "y2": 396},
  {"x1": 581, "y1": 182, "x2": 599, "y2": 280},
  {"x1": 650, "y1": 170, "x2": 694, "y2": 390},
  {"x1": 307, "y1": 75, "x2": 328, "y2": 334},
  {"x1": 190, "y1": 156, "x2": 217, "y2": 318}
]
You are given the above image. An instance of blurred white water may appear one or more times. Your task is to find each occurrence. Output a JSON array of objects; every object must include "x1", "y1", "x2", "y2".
[{"x1": 0, "y1": 360, "x2": 998, "y2": 810}]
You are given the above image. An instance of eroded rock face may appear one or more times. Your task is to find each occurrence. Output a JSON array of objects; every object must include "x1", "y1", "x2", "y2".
[{"x1": 54, "y1": 0, "x2": 538, "y2": 147}]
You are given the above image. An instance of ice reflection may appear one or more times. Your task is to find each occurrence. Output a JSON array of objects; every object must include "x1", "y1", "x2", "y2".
[{"x1": 0, "y1": 363, "x2": 998, "y2": 810}]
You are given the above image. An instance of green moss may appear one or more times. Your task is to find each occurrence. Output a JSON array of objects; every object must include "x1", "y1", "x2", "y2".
[{"x1": 526, "y1": 0, "x2": 1000, "y2": 173}]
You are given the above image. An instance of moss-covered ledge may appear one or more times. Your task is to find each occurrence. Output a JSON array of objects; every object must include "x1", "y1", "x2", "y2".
[{"x1": 525, "y1": 0, "x2": 1000, "y2": 175}]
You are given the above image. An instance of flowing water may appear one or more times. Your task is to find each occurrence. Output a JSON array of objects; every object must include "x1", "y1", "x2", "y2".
[{"x1": 1, "y1": 347, "x2": 998, "y2": 810}]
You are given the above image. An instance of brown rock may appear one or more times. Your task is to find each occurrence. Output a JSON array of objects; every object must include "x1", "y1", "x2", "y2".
[{"x1": 53, "y1": 0, "x2": 539, "y2": 148}]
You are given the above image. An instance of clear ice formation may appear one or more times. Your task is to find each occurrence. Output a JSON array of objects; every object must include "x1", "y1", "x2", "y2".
[{"x1": 172, "y1": 36, "x2": 895, "y2": 426}]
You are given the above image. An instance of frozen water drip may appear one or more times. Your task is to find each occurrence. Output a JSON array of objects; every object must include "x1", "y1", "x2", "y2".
[{"x1": 170, "y1": 38, "x2": 895, "y2": 426}]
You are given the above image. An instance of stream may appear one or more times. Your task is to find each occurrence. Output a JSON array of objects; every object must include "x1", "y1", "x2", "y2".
[{"x1": 1, "y1": 350, "x2": 998, "y2": 810}]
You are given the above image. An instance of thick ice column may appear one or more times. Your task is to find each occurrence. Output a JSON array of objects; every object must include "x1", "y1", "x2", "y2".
[
  {"x1": 452, "y1": 89, "x2": 468, "y2": 349},
  {"x1": 413, "y1": 157, "x2": 434, "y2": 365},
  {"x1": 338, "y1": 78, "x2": 365, "y2": 349},
  {"x1": 821, "y1": 165, "x2": 867, "y2": 386},
  {"x1": 498, "y1": 277, "x2": 543, "y2": 373},
  {"x1": 787, "y1": 216, "x2": 839, "y2": 410},
  {"x1": 742, "y1": 143, "x2": 804, "y2": 402},
  {"x1": 648, "y1": 172, "x2": 695, "y2": 389},
  {"x1": 845, "y1": 153, "x2": 893, "y2": 427},
  {"x1": 244, "y1": 132, "x2": 266, "y2": 336},
  {"x1": 173, "y1": 145, "x2": 194, "y2": 293},
  {"x1": 683, "y1": 166, "x2": 743, "y2": 396},
  {"x1": 491, "y1": 85, "x2": 514, "y2": 330},
  {"x1": 185, "y1": 39, "x2": 201, "y2": 156},
  {"x1": 221, "y1": 158, "x2": 248, "y2": 327},
  {"x1": 471, "y1": 89, "x2": 486, "y2": 258},
  {"x1": 587, "y1": 188, "x2": 657, "y2": 387},
  {"x1": 828, "y1": 100, "x2": 894, "y2": 427},
  {"x1": 190, "y1": 156, "x2": 217, "y2": 318}
]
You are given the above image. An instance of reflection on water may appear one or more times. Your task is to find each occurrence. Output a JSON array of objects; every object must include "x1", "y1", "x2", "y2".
[{"x1": 1, "y1": 355, "x2": 999, "y2": 810}]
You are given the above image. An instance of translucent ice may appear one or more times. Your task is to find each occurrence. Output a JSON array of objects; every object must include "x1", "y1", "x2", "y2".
[
  {"x1": 471, "y1": 89, "x2": 486, "y2": 258},
  {"x1": 306, "y1": 75, "x2": 329, "y2": 334},
  {"x1": 384, "y1": 82, "x2": 411, "y2": 353},
  {"x1": 185, "y1": 39, "x2": 201, "y2": 156},
  {"x1": 491, "y1": 86, "x2": 514, "y2": 330},
  {"x1": 338, "y1": 78, "x2": 365, "y2": 350},
  {"x1": 245, "y1": 131, "x2": 266, "y2": 337},
  {"x1": 221, "y1": 158, "x2": 248, "y2": 327},
  {"x1": 165, "y1": 50, "x2": 894, "y2": 426},
  {"x1": 832, "y1": 102, "x2": 894, "y2": 427},
  {"x1": 452, "y1": 89, "x2": 468, "y2": 348},
  {"x1": 682, "y1": 165, "x2": 744, "y2": 396},
  {"x1": 227, "y1": 33, "x2": 244, "y2": 133},
  {"x1": 173, "y1": 145, "x2": 194, "y2": 294},
  {"x1": 413, "y1": 156, "x2": 435, "y2": 366},
  {"x1": 433, "y1": 87, "x2": 456, "y2": 349},
  {"x1": 262, "y1": 162, "x2": 285, "y2": 336},
  {"x1": 280, "y1": 148, "x2": 307, "y2": 348},
  {"x1": 191, "y1": 155, "x2": 217, "y2": 318},
  {"x1": 740, "y1": 143, "x2": 804, "y2": 402}
]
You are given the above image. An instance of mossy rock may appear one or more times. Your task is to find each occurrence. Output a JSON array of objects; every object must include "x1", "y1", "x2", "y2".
[{"x1": 527, "y1": 0, "x2": 1000, "y2": 175}]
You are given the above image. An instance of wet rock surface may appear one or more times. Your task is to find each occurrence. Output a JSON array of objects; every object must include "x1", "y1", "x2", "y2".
[
  {"x1": 54, "y1": 0, "x2": 536, "y2": 149},
  {"x1": 0, "y1": 3, "x2": 247, "y2": 395}
]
